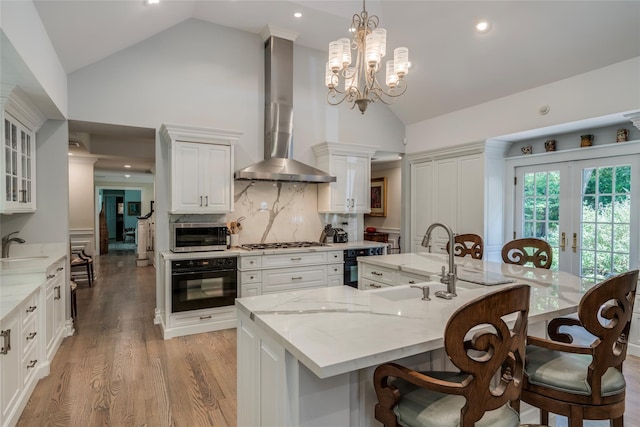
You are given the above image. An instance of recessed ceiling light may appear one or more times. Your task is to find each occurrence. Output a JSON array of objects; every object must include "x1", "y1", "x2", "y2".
[
  {"x1": 125, "y1": 174, "x2": 131, "y2": 178},
  {"x1": 68, "y1": 152, "x2": 73, "y2": 156},
  {"x1": 124, "y1": 164, "x2": 131, "y2": 168},
  {"x1": 475, "y1": 20, "x2": 491, "y2": 33},
  {"x1": 294, "y1": 12, "x2": 302, "y2": 18},
  {"x1": 146, "y1": 0, "x2": 159, "y2": 5}
]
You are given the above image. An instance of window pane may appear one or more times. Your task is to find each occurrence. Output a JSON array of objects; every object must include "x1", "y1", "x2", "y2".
[
  {"x1": 547, "y1": 222, "x2": 559, "y2": 245},
  {"x1": 596, "y1": 252, "x2": 612, "y2": 279},
  {"x1": 581, "y1": 250, "x2": 595, "y2": 278},
  {"x1": 535, "y1": 201, "x2": 546, "y2": 221},
  {"x1": 612, "y1": 254, "x2": 629, "y2": 275},
  {"x1": 614, "y1": 166, "x2": 631, "y2": 194},
  {"x1": 582, "y1": 196, "x2": 596, "y2": 221},
  {"x1": 524, "y1": 173, "x2": 534, "y2": 196},
  {"x1": 535, "y1": 173, "x2": 547, "y2": 196},
  {"x1": 524, "y1": 221, "x2": 533, "y2": 237},
  {"x1": 597, "y1": 196, "x2": 612, "y2": 222},
  {"x1": 548, "y1": 171, "x2": 560, "y2": 195},
  {"x1": 524, "y1": 198, "x2": 534, "y2": 220},
  {"x1": 597, "y1": 167, "x2": 613, "y2": 194},
  {"x1": 613, "y1": 224, "x2": 630, "y2": 252},
  {"x1": 582, "y1": 222, "x2": 596, "y2": 250},
  {"x1": 548, "y1": 196, "x2": 559, "y2": 220},
  {"x1": 613, "y1": 195, "x2": 630, "y2": 223},
  {"x1": 535, "y1": 222, "x2": 547, "y2": 239},
  {"x1": 596, "y1": 223, "x2": 612, "y2": 252},
  {"x1": 583, "y1": 168, "x2": 596, "y2": 194}
]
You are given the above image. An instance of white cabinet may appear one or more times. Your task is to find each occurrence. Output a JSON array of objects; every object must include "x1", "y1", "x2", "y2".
[
  {"x1": 160, "y1": 123, "x2": 241, "y2": 214},
  {"x1": 630, "y1": 293, "x2": 640, "y2": 357},
  {"x1": 1, "y1": 287, "x2": 42, "y2": 427},
  {"x1": 313, "y1": 142, "x2": 378, "y2": 213},
  {"x1": 45, "y1": 259, "x2": 66, "y2": 360},
  {"x1": 1, "y1": 307, "x2": 21, "y2": 425},
  {"x1": 1, "y1": 86, "x2": 45, "y2": 214},
  {"x1": 238, "y1": 250, "x2": 344, "y2": 296},
  {"x1": 408, "y1": 142, "x2": 509, "y2": 258}
]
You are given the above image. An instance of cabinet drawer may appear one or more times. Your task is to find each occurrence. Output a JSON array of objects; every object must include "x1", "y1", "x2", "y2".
[
  {"x1": 360, "y1": 263, "x2": 396, "y2": 286},
  {"x1": 262, "y1": 265, "x2": 328, "y2": 294},
  {"x1": 22, "y1": 291, "x2": 39, "y2": 325},
  {"x1": 328, "y1": 276, "x2": 343, "y2": 287},
  {"x1": 360, "y1": 278, "x2": 390, "y2": 290},
  {"x1": 327, "y1": 263, "x2": 342, "y2": 276},
  {"x1": 22, "y1": 343, "x2": 39, "y2": 386},
  {"x1": 240, "y1": 270, "x2": 262, "y2": 284},
  {"x1": 262, "y1": 252, "x2": 327, "y2": 268},
  {"x1": 398, "y1": 271, "x2": 432, "y2": 286},
  {"x1": 22, "y1": 316, "x2": 38, "y2": 356},
  {"x1": 240, "y1": 256, "x2": 262, "y2": 269},
  {"x1": 170, "y1": 306, "x2": 236, "y2": 328},
  {"x1": 327, "y1": 250, "x2": 343, "y2": 263}
]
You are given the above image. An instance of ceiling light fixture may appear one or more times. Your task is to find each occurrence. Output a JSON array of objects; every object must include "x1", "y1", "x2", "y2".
[
  {"x1": 475, "y1": 20, "x2": 491, "y2": 33},
  {"x1": 146, "y1": 0, "x2": 159, "y2": 5},
  {"x1": 124, "y1": 164, "x2": 131, "y2": 168},
  {"x1": 125, "y1": 174, "x2": 131, "y2": 178},
  {"x1": 325, "y1": 0, "x2": 409, "y2": 114},
  {"x1": 294, "y1": 12, "x2": 302, "y2": 18}
]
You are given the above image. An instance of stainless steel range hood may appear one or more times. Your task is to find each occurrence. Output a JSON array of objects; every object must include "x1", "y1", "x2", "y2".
[{"x1": 235, "y1": 35, "x2": 335, "y2": 183}]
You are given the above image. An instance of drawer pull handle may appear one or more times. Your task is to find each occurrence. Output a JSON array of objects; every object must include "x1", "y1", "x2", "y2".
[
  {"x1": 26, "y1": 332, "x2": 37, "y2": 340},
  {"x1": 372, "y1": 271, "x2": 383, "y2": 276},
  {"x1": 199, "y1": 315, "x2": 212, "y2": 320},
  {"x1": 291, "y1": 276, "x2": 303, "y2": 280},
  {"x1": 47, "y1": 274, "x2": 55, "y2": 279},
  {"x1": 290, "y1": 257, "x2": 302, "y2": 261},
  {"x1": 57, "y1": 267, "x2": 64, "y2": 272},
  {"x1": 1, "y1": 329, "x2": 11, "y2": 354},
  {"x1": 27, "y1": 359, "x2": 38, "y2": 369},
  {"x1": 370, "y1": 284, "x2": 382, "y2": 288},
  {"x1": 54, "y1": 286, "x2": 61, "y2": 300},
  {"x1": 26, "y1": 306, "x2": 37, "y2": 313},
  {"x1": 408, "y1": 280, "x2": 416, "y2": 284}
]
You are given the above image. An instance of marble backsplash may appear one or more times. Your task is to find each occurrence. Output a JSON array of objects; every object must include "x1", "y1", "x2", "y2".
[{"x1": 229, "y1": 181, "x2": 363, "y2": 245}]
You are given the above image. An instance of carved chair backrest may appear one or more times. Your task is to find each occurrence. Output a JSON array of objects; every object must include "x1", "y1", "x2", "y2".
[
  {"x1": 444, "y1": 284, "x2": 531, "y2": 425},
  {"x1": 501, "y1": 238, "x2": 552, "y2": 269},
  {"x1": 576, "y1": 269, "x2": 638, "y2": 398},
  {"x1": 446, "y1": 233, "x2": 484, "y2": 259}
]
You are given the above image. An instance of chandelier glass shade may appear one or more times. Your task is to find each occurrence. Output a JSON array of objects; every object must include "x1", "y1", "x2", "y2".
[{"x1": 325, "y1": 1, "x2": 409, "y2": 114}]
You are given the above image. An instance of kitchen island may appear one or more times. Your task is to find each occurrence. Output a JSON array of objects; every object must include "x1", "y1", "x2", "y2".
[{"x1": 235, "y1": 253, "x2": 588, "y2": 426}]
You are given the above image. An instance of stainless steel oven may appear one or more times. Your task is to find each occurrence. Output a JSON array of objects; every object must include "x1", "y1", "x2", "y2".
[
  {"x1": 344, "y1": 247, "x2": 384, "y2": 288},
  {"x1": 171, "y1": 257, "x2": 237, "y2": 313},
  {"x1": 170, "y1": 222, "x2": 228, "y2": 253}
]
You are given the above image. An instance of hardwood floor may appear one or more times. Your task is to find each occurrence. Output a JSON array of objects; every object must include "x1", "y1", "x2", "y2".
[
  {"x1": 17, "y1": 252, "x2": 640, "y2": 426},
  {"x1": 18, "y1": 253, "x2": 237, "y2": 427}
]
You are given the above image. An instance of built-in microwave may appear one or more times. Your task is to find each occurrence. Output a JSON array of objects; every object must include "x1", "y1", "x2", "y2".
[{"x1": 170, "y1": 222, "x2": 228, "y2": 252}]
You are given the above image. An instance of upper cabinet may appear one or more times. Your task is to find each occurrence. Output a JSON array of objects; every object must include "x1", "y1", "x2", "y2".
[
  {"x1": 160, "y1": 124, "x2": 241, "y2": 214},
  {"x1": 1, "y1": 86, "x2": 45, "y2": 214},
  {"x1": 313, "y1": 142, "x2": 378, "y2": 214}
]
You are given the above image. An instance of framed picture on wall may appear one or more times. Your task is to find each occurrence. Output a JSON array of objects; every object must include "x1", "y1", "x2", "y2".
[
  {"x1": 368, "y1": 177, "x2": 387, "y2": 217},
  {"x1": 127, "y1": 201, "x2": 141, "y2": 216}
]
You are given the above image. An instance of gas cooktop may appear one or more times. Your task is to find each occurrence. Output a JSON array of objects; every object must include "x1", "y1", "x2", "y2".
[{"x1": 240, "y1": 241, "x2": 328, "y2": 251}]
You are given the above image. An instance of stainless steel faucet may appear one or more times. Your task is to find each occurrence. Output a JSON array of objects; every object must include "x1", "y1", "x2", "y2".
[
  {"x1": 421, "y1": 222, "x2": 457, "y2": 298},
  {"x1": 1, "y1": 232, "x2": 26, "y2": 258}
]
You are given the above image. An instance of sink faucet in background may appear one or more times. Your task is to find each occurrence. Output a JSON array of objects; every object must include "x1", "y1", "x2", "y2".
[
  {"x1": 421, "y1": 222, "x2": 457, "y2": 298},
  {"x1": 2, "y1": 232, "x2": 26, "y2": 258}
]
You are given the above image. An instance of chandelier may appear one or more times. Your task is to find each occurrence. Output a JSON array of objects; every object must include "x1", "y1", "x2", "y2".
[{"x1": 325, "y1": 0, "x2": 409, "y2": 114}]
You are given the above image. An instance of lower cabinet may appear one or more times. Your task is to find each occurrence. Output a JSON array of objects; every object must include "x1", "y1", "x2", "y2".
[
  {"x1": 358, "y1": 261, "x2": 433, "y2": 289},
  {"x1": 45, "y1": 259, "x2": 66, "y2": 360},
  {"x1": 1, "y1": 287, "x2": 42, "y2": 427},
  {"x1": 239, "y1": 250, "x2": 344, "y2": 297}
]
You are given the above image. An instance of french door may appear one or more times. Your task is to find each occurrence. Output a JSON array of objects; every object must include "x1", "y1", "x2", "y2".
[{"x1": 514, "y1": 155, "x2": 639, "y2": 283}]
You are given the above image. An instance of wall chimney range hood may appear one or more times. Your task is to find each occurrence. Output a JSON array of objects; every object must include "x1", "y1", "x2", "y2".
[{"x1": 235, "y1": 33, "x2": 336, "y2": 183}]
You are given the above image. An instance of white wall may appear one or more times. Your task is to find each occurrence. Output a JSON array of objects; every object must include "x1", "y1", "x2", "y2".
[
  {"x1": 0, "y1": 120, "x2": 69, "y2": 243},
  {"x1": 66, "y1": 19, "x2": 406, "y2": 255},
  {"x1": 405, "y1": 57, "x2": 640, "y2": 152},
  {"x1": 0, "y1": 1, "x2": 67, "y2": 117},
  {"x1": 68, "y1": 157, "x2": 96, "y2": 230}
]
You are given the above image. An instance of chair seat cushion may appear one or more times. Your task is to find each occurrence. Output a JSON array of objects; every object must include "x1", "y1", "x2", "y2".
[
  {"x1": 525, "y1": 345, "x2": 626, "y2": 396},
  {"x1": 391, "y1": 371, "x2": 520, "y2": 427}
]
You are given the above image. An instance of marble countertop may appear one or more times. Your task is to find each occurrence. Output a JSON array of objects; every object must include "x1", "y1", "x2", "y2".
[
  {"x1": 161, "y1": 240, "x2": 388, "y2": 260},
  {"x1": 0, "y1": 243, "x2": 67, "y2": 320},
  {"x1": 235, "y1": 253, "x2": 588, "y2": 379}
]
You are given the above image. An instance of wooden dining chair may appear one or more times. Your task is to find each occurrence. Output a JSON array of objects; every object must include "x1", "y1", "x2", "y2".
[
  {"x1": 521, "y1": 269, "x2": 638, "y2": 427},
  {"x1": 501, "y1": 238, "x2": 552, "y2": 269},
  {"x1": 446, "y1": 233, "x2": 483, "y2": 259},
  {"x1": 70, "y1": 242, "x2": 94, "y2": 287},
  {"x1": 374, "y1": 284, "x2": 531, "y2": 427}
]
